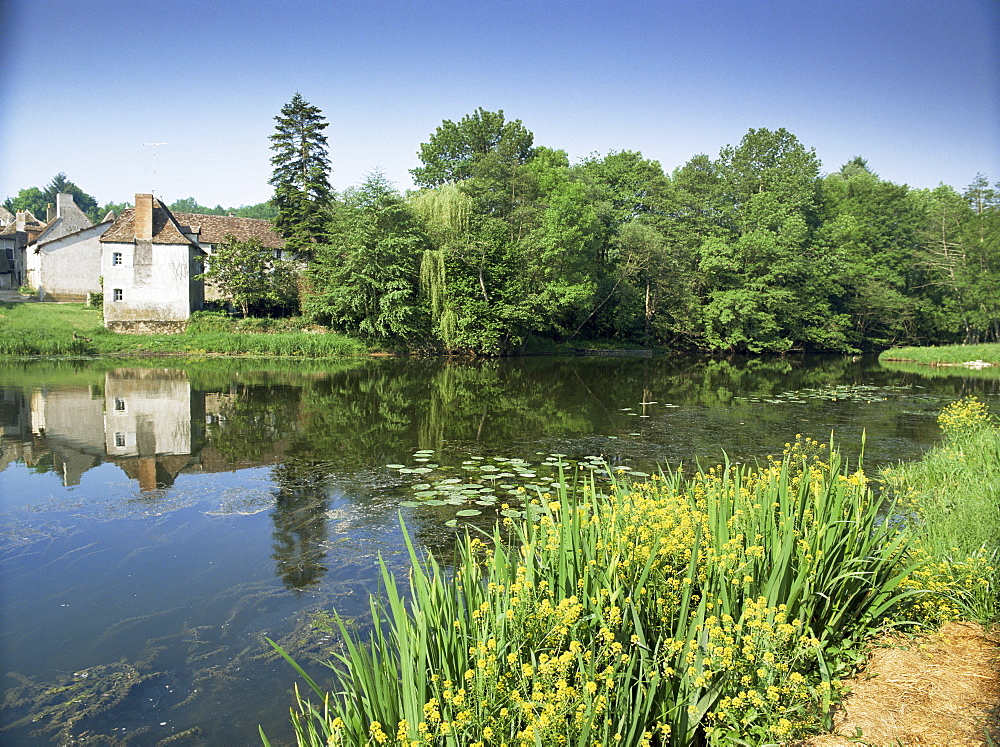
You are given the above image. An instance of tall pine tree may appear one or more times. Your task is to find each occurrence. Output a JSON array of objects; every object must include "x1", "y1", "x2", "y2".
[{"x1": 268, "y1": 93, "x2": 333, "y2": 259}]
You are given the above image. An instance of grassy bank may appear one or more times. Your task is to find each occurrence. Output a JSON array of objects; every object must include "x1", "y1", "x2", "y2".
[
  {"x1": 882, "y1": 396, "x2": 1000, "y2": 625},
  {"x1": 880, "y1": 342, "x2": 1000, "y2": 366},
  {"x1": 0, "y1": 304, "x2": 367, "y2": 358}
]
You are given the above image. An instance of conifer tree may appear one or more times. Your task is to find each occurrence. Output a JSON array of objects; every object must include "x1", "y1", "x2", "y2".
[{"x1": 268, "y1": 93, "x2": 333, "y2": 258}]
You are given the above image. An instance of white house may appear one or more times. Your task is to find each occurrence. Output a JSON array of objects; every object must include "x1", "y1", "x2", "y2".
[
  {"x1": 100, "y1": 194, "x2": 286, "y2": 331},
  {"x1": 25, "y1": 194, "x2": 118, "y2": 301},
  {"x1": 100, "y1": 194, "x2": 207, "y2": 333}
]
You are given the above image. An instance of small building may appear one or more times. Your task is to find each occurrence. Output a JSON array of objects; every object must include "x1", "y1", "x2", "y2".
[
  {"x1": 0, "y1": 209, "x2": 45, "y2": 290},
  {"x1": 100, "y1": 194, "x2": 206, "y2": 333},
  {"x1": 25, "y1": 193, "x2": 113, "y2": 302}
]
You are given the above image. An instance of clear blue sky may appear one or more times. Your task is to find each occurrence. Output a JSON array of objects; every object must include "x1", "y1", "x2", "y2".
[{"x1": 2, "y1": 0, "x2": 997, "y2": 208}]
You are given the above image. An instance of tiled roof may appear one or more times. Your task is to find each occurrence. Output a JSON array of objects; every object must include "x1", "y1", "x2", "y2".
[
  {"x1": 101, "y1": 204, "x2": 284, "y2": 250},
  {"x1": 172, "y1": 213, "x2": 284, "y2": 249},
  {"x1": 0, "y1": 211, "x2": 45, "y2": 237},
  {"x1": 100, "y1": 200, "x2": 192, "y2": 245}
]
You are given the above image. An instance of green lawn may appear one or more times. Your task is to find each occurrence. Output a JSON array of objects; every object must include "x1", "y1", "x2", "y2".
[{"x1": 0, "y1": 302, "x2": 367, "y2": 358}]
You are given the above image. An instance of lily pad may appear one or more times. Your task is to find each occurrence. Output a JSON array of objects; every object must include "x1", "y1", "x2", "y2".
[{"x1": 456, "y1": 509, "x2": 482, "y2": 517}]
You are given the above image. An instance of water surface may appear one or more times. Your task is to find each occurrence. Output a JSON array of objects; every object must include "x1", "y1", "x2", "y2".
[{"x1": 1, "y1": 355, "x2": 997, "y2": 744}]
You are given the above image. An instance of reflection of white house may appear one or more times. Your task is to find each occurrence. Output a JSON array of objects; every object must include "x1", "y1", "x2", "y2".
[
  {"x1": 30, "y1": 387, "x2": 106, "y2": 486},
  {"x1": 104, "y1": 368, "x2": 194, "y2": 459}
]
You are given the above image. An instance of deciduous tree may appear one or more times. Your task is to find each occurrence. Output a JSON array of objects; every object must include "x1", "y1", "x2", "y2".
[
  {"x1": 306, "y1": 172, "x2": 428, "y2": 341},
  {"x1": 199, "y1": 235, "x2": 297, "y2": 317}
]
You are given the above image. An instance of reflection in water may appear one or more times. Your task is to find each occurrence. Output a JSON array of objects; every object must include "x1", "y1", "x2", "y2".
[
  {"x1": 1, "y1": 356, "x2": 998, "y2": 744},
  {"x1": 103, "y1": 368, "x2": 204, "y2": 490},
  {"x1": 271, "y1": 459, "x2": 330, "y2": 593}
]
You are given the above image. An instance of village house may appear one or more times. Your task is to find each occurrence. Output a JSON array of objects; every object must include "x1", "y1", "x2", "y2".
[
  {"x1": 100, "y1": 194, "x2": 285, "y2": 332},
  {"x1": 0, "y1": 208, "x2": 45, "y2": 290},
  {"x1": 100, "y1": 194, "x2": 208, "y2": 333},
  {"x1": 25, "y1": 193, "x2": 116, "y2": 302}
]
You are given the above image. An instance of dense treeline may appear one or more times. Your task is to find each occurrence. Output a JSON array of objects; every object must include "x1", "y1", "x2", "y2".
[
  {"x1": 2, "y1": 177, "x2": 276, "y2": 224},
  {"x1": 297, "y1": 107, "x2": 998, "y2": 354}
]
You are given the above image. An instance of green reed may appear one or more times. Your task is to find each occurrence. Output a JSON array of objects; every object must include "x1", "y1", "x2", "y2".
[{"x1": 267, "y1": 438, "x2": 920, "y2": 746}]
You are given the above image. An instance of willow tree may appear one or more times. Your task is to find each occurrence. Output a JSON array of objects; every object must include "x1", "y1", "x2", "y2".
[{"x1": 409, "y1": 184, "x2": 473, "y2": 350}]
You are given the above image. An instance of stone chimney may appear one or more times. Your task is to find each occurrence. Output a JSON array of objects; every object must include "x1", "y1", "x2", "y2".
[
  {"x1": 56, "y1": 193, "x2": 76, "y2": 218},
  {"x1": 135, "y1": 193, "x2": 154, "y2": 241},
  {"x1": 15, "y1": 211, "x2": 26, "y2": 232},
  {"x1": 46, "y1": 203, "x2": 55, "y2": 223}
]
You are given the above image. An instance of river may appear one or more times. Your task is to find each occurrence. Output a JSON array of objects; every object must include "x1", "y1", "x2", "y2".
[{"x1": 1, "y1": 354, "x2": 997, "y2": 745}]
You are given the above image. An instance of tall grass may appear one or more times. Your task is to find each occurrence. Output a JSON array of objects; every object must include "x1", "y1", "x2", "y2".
[
  {"x1": 267, "y1": 440, "x2": 918, "y2": 746},
  {"x1": 0, "y1": 303, "x2": 367, "y2": 358},
  {"x1": 880, "y1": 343, "x2": 1000, "y2": 365},
  {"x1": 882, "y1": 396, "x2": 1000, "y2": 625}
]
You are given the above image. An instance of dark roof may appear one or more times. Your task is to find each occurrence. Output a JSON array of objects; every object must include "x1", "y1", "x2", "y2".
[{"x1": 0, "y1": 211, "x2": 45, "y2": 238}]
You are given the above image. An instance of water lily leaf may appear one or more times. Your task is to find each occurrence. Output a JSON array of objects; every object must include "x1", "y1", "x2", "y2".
[
  {"x1": 456, "y1": 509, "x2": 482, "y2": 517},
  {"x1": 445, "y1": 519, "x2": 458, "y2": 527},
  {"x1": 423, "y1": 499, "x2": 446, "y2": 506},
  {"x1": 412, "y1": 467, "x2": 433, "y2": 474},
  {"x1": 399, "y1": 501, "x2": 422, "y2": 508},
  {"x1": 413, "y1": 483, "x2": 432, "y2": 490},
  {"x1": 386, "y1": 464, "x2": 405, "y2": 469}
]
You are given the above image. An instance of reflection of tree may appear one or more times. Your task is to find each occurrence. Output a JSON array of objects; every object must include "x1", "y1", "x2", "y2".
[
  {"x1": 270, "y1": 458, "x2": 331, "y2": 593},
  {"x1": 205, "y1": 383, "x2": 303, "y2": 465}
]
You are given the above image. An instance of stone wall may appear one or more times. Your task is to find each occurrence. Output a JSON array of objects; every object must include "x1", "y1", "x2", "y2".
[{"x1": 104, "y1": 319, "x2": 188, "y2": 335}]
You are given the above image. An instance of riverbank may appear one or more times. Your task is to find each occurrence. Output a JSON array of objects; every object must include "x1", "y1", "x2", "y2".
[
  {"x1": 270, "y1": 400, "x2": 1000, "y2": 745},
  {"x1": 0, "y1": 303, "x2": 368, "y2": 358},
  {"x1": 880, "y1": 342, "x2": 1000, "y2": 368}
]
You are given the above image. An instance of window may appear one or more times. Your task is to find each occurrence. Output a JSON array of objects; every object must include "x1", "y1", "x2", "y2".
[
  {"x1": 112, "y1": 252, "x2": 123, "y2": 266},
  {"x1": 113, "y1": 288, "x2": 123, "y2": 302},
  {"x1": 114, "y1": 432, "x2": 126, "y2": 447},
  {"x1": 114, "y1": 398, "x2": 126, "y2": 411}
]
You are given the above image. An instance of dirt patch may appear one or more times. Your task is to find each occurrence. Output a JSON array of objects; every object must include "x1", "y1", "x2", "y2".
[{"x1": 805, "y1": 622, "x2": 1000, "y2": 746}]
